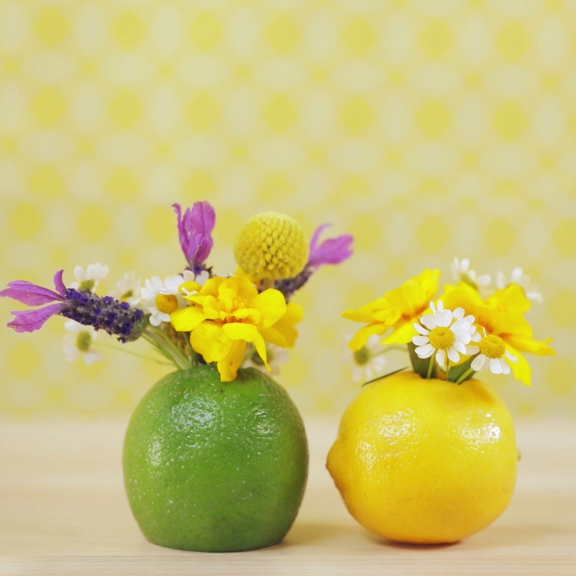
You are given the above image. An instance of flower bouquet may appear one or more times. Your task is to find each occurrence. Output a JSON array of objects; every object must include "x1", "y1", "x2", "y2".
[
  {"x1": 328, "y1": 259, "x2": 554, "y2": 544},
  {"x1": 1, "y1": 202, "x2": 353, "y2": 552}
]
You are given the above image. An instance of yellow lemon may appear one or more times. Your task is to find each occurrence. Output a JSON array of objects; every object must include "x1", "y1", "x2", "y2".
[{"x1": 327, "y1": 371, "x2": 517, "y2": 544}]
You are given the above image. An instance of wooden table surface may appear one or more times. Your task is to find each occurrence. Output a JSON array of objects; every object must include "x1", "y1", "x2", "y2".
[{"x1": 0, "y1": 417, "x2": 575, "y2": 576}]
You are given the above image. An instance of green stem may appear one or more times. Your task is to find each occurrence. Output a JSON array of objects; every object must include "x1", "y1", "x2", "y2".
[
  {"x1": 426, "y1": 355, "x2": 435, "y2": 379},
  {"x1": 93, "y1": 341, "x2": 174, "y2": 366},
  {"x1": 445, "y1": 359, "x2": 451, "y2": 382},
  {"x1": 143, "y1": 327, "x2": 191, "y2": 371},
  {"x1": 373, "y1": 345, "x2": 406, "y2": 357},
  {"x1": 455, "y1": 367, "x2": 475, "y2": 385}
]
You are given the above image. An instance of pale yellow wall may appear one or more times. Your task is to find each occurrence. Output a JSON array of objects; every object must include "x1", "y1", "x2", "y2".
[{"x1": 0, "y1": 1, "x2": 574, "y2": 417}]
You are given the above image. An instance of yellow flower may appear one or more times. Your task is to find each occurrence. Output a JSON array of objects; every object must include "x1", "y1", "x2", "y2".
[
  {"x1": 441, "y1": 286, "x2": 554, "y2": 386},
  {"x1": 343, "y1": 269, "x2": 441, "y2": 350},
  {"x1": 170, "y1": 275, "x2": 292, "y2": 382},
  {"x1": 234, "y1": 212, "x2": 309, "y2": 280}
]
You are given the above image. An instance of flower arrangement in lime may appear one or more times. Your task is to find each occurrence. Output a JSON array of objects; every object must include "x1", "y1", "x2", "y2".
[
  {"x1": 1, "y1": 202, "x2": 353, "y2": 382},
  {"x1": 343, "y1": 259, "x2": 554, "y2": 386}
]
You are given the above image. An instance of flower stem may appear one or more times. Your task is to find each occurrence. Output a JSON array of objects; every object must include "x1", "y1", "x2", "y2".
[
  {"x1": 373, "y1": 345, "x2": 406, "y2": 357},
  {"x1": 426, "y1": 355, "x2": 435, "y2": 379},
  {"x1": 445, "y1": 360, "x2": 451, "y2": 381},
  {"x1": 93, "y1": 341, "x2": 173, "y2": 366},
  {"x1": 142, "y1": 327, "x2": 191, "y2": 371},
  {"x1": 455, "y1": 367, "x2": 475, "y2": 385}
]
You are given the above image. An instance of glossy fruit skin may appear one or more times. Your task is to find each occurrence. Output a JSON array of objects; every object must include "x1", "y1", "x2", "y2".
[
  {"x1": 327, "y1": 371, "x2": 517, "y2": 544},
  {"x1": 124, "y1": 365, "x2": 308, "y2": 552}
]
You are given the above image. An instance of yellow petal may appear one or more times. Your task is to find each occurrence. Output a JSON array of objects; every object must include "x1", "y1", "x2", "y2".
[
  {"x1": 170, "y1": 306, "x2": 205, "y2": 332},
  {"x1": 349, "y1": 323, "x2": 388, "y2": 351},
  {"x1": 217, "y1": 340, "x2": 247, "y2": 382},
  {"x1": 190, "y1": 322, "x2": 231, "y2": 363},
  {"x1": 222, "y1": 322, "x2": 258, "y2": 342},
  {"x1": 253, "y1": 289, "x2": 287, "y2": 328},
  {"x1": 381, "y1": 319, "x2": 417, "y2": 345},
  {"x1": 260, "y1": 326, "x2": 288, "y2": 348},
  {"x1": 284, "y1": 302, "x2": 304, "y2": 325},
  {"x1": 485, "y1": 285, "x2": 531, "y2": 315},
  {"x1": 200, "y1": 276, "x2": 225, "y2": 297},
  {"x1": 506, "y1": 346, "x2": 532, "y2": 387},
  {"x1": 505, "y1": 335, "x2": 555, "y2": 357},
  {"x1": 252, "y1": 331, "x2": 269, "y2": 371}
]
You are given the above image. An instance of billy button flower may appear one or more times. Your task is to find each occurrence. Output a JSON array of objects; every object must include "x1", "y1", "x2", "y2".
[
  {"x1": 234, "y1": 212, "x2": 309, "y2": 283},
  {"x1": 170, "y1": 275, "x2": 291, "y2": 382}
]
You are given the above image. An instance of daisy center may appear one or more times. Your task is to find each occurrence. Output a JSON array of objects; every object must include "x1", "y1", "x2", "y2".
[
  {"x1": 479, "y1": 335, "x2": 506, "y2": 359},
  {"x1": 428, "y1": 327, "x2": 455, "y2": 350},
  {"x1": 155, "y1": 294, "x2": 179, "y2": 314},
  {"x1": 76, "y1": 331, "x2": 92, "y2": 352},
  {"x1": 353, "y1": 346, "x2": 370, "y2": 366}
]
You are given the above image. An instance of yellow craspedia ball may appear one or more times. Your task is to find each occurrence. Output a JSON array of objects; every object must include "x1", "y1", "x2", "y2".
[{"x1": 234, "y1": 212, "x2": 309, "y2": 280}]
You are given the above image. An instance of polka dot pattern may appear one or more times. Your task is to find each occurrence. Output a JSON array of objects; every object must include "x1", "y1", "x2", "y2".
[{"x1": 0, "y1": 2, "x2": 574, "y2": 417}]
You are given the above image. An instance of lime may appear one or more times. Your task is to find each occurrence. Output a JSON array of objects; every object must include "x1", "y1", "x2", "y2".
[{"x1": 124, "y1": 365, "x2": 308, "y2": 552}]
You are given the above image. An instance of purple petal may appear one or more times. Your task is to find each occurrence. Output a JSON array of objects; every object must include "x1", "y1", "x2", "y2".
[
  {"x1": 53, "y1": 269, "x2": 66, "y2": 296},
  {"x1": 308, "y1": 224, "x2": 354, "y2": 268},
  {"x1": 7, "y1": 303, "x2": 63, "y2": 333},
  {"x1": 0, "y1": 280, "x2": 64, "y2": 306}
]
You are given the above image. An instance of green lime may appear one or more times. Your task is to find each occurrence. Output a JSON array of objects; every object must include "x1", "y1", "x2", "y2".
[{"x1": 123, "y1": 365, "x2": 308, "y2": 552}]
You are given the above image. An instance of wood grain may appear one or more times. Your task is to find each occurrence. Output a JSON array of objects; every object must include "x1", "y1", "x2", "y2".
[{"x1": 0, "y1": 417, "x2": 575, "y2": 576}]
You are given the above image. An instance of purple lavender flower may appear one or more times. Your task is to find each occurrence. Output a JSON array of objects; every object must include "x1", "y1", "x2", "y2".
[
  {"x1": 173, "y1": 201, "x2": 216, "y2": 273},
  {"x1": 0, "y1": 270, "x2": 66, "y2": 332},
  {"x1": 1, "y1": 270, "x2": 146, "y2": 342},
  {"x1": 307, "y1": 223, "x2": 354, "y2": 268}
]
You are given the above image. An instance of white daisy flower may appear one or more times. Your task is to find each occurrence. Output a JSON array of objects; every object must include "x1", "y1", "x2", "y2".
[
  {"x1": 412, "y1": 301, "x2": 478, "y2": 368},
  {"x1": 141, "y1": 275, "x2": 186, "y2": 326},
  {"x1": 468, "y1": 329, "x2": 517, "y2": 375},
  {"x1": 344, "y1": 334, "x2": 388, "y2": 384},
  {"x1": 63, "y1": 320, "x2": 102, "y2": 365},
  {"x1": 108, "y1": 272, "x2": 142, "y2": 306},
  {"x1": 496, "y1": 267, "x2": 542, "y2": 303},
  {"x1": 244, "y1": 343, "x2": 288, "y2": 376},
  {"x1": 69, "y1": 262, "x2": 109, "y2": 292},
  {"x1": 451, "y1": 257, "x2": 491, "y2": 291}
]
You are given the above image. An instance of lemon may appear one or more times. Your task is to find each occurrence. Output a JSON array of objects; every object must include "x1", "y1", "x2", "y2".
[
  {"x1": 124, "y1": 365, "x2": 308, "y2": 552},
  {"x1": 327, "y1": 371, "x2": 517, "y2": 544}
]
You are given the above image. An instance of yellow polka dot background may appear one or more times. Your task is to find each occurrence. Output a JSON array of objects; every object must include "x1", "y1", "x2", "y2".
[{"x1": 1, "y1": 1, "x2": 575, "y2": 417}]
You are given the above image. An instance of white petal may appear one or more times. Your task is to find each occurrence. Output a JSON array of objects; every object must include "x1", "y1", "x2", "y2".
[
  {"x1": 501, "y1": 359, "x2": 511, "y2": 375},
  {"x1": 74, "y1": 265, "x2": 86, "y2": 281},
  {"x1": 511, "y1": 267, "x2": 523, "y2": 283},
  {"x1": 83, "y1": 350, "x2": 102, "y2": 365},
  {"x1": 429, "y1": 301, "x2": 437, "y2": 314},
  {"x1": 461, "y1": 258, "x2": 470, "y2": 272},
  {"x1": 415, "y1": 343, "x2": 435, "y2": 358},
  {"x1": 452, "y1": 307, "x2": 465, "y2": 321},
  {"x1": 490, "y1": 358, "x2": 502, "y2": 375},
  {"x1": 436, "y1": 310, "x2": 452, "y2": 328},
  {"x1": 447, "y1": 347, "x2": 460, "y2": 363},
  {"x1": 414, "y1": 323, "x2": 430, "y2": 336},
  {"x1": 466, "y1": 346, "x2": 480, "y2": 355},
  {"x1": 164, "y1": 274, "x2": 185, "y2": 292},
  {"x1": 505, "y1": 350, "x2": 517, "y2": 363},
  {"x1": 496, "y1": 271, "x2": 506, "y2": 289},
  {"x1": 477, "y1": 274, "x2": 491, "y2": 287},
  {"x1": 435, "y1": 349, "x2": 445, "y2": 367},
  {"x1": 470, "y1": 332, "x2": 481, "y2": 342},
  {"x1": 471, "y1": 354, "x2": 486, "y2": 371},
  {"x1": 64, "y1": 319, "x2": 82, "y2": 333},
  {"x1": 412, "y1": 336, "x2": 430, "y2": 346},
  {"x1": 151, "y1": 276, "x2": 163, "y2": 290},
  {"x1": 453, "y1": 341, "x2": 466, "y2": 354},
  {"x1": 420, "y1": 314, "x2": 437, "y2": 330},
  {"x1": 149, "y1": 310, "x2": 163, "y2": 326}
]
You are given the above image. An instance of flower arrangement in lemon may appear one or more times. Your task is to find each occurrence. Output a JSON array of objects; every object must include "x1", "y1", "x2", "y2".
[
  {"x1": 1, "y1": 202, "x2": 353, "y2": 382},
  {"x1": 344, "y1": 258, "x2": 554, "y2": 386}
]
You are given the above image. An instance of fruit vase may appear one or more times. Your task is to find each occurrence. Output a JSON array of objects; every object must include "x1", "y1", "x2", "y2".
[
  {"x1": 123, "y1": 365, "x2": 308, "y2": 552},
  {"x1": 327, "y1": 370, "x2": 518, "y2": 544}
]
